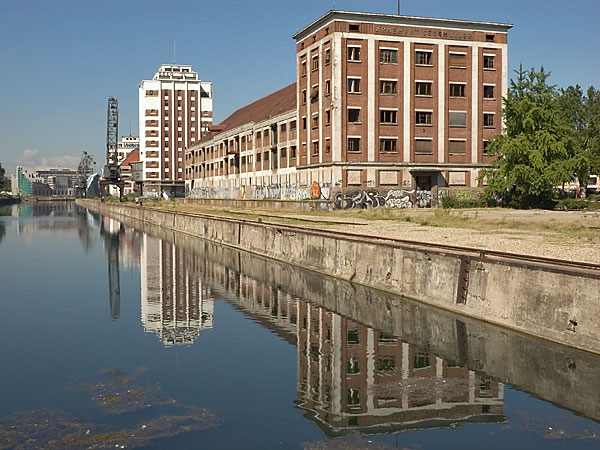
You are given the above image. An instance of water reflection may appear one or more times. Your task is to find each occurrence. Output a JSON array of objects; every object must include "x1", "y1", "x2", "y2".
[{"x1": 96, "y1": 212, "x2": 600, "y2": 440}]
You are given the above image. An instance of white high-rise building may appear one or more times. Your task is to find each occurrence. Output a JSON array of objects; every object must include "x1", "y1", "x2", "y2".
[{"x1": 139, "y1": 64, "x2": 213, "y2": 197}]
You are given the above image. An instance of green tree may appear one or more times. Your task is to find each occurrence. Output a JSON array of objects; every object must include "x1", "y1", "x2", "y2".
[
  {"x1": 556, "y1": 85, "x2": 600, "y2": 196},
  {"x1": 0, "y1": 163, "x2": 11, "y2": 191},
  {"x1": 482, "y1": 66, "x2": 576, "y2": 208}
]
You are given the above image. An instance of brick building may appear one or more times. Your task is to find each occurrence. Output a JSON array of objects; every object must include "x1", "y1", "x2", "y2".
[
  {"x1": 139, "y1": 64, "x2": 213, "y2": 197},
  {"x1": 186, "y1": 11, "x2": 511, "y2": 204}
]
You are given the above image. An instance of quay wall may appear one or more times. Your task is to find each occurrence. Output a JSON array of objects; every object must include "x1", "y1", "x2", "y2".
[{"x1": 78, "y1": 199, "x2": 600, "y2": 355}]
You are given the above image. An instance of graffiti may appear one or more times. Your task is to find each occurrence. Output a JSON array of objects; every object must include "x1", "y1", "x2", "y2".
[
  {"x1": 416, "y1": 189, "x2": 431, "y2": 208},
  {"x1": 295, "y1": 188, "x2": 311, "y2": 200},
  {"x1": 267, "y1": 184, "x2": 281, "y2": 199},
  {"x1": 333, "y1": 190, "x2": 386, "y2": 210},
  {"x1": 385, "y1": 189, "x2": 412, "y2": 209},
  {"x1": 310, "y1": 182, "x2": 321, "y2": 199},
  {"x1": 320, "y1": 185, "x2": 331, "y2": 200}
]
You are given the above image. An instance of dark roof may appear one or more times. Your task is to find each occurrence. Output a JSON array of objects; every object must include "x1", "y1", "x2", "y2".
[{"x1": 201, "y1": 83, "x2": 296, "y2": 144}]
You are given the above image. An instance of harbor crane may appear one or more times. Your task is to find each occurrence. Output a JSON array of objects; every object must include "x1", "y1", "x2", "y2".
[{"x1": 99, "y1": 97, "x2": 124, "y2": 200}]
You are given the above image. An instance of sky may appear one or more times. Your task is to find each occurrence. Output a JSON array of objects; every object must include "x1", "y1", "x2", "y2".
[{"x1": 1, "y1": 0, "x2": 599, "y2": 175}]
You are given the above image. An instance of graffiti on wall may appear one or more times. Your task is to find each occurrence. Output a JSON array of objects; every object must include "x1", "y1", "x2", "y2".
[
  {"x1": 332, "y1": 188, "x2": 432, "y2": 210},
  {"x1": 188, "y1": 182, "x2": 333, "y2": 202}
]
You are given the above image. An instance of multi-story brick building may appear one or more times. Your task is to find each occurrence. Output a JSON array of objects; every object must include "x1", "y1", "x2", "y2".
[
  {"x1": 186, "y1": 11, "x2": 511, "y2": 205},
  {"x1": 139, "y1": 64, "x2": 213, "y2": 197}
]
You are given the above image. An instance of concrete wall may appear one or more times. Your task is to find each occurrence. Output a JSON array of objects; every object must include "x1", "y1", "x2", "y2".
[{"x1": 77, "y1": 199, "x2": 600, "y2": 355}]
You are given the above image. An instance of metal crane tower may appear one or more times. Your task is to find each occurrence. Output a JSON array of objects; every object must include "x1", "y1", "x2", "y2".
[
  {"x1": 100, "y1": 97, "x2": 124, "y2": 200},
  {"x1": 76, "y1": 151, "x2": 95, "y2": 197}
]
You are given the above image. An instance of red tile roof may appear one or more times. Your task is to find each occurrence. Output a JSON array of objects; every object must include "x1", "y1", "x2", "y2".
[
  {"x1": 120, "y1": 149, "x2": 140, "y2": 167},
  {"x1": 197, "y1": 83, "x2": 296, "y2": 144}
]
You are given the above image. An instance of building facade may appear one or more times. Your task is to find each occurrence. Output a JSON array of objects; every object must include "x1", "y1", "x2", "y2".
[
  {"x1": 139, "y1": 64, "x2": 213, "y2": 197},
  {"x1": 186, "y1": 11, "x2": 511, "y2": 205}
]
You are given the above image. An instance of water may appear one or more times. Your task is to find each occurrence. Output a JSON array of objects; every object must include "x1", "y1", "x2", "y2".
[{"x1": 1, "y1": 202, "x2": 600, "y2": 449}]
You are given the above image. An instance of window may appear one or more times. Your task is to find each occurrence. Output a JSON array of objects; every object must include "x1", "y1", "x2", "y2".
[
  {"x1": 484, "y1": 113, "x2": 495, "y2": 127},
  {"x1": 312, "y1": 141, "x2": 319, "y2": 155},
  {"x1": 449, "y1": 139, "x2": 467, "y2": 154},
  {"x1": 348, "y1": 78, "x2": 361, "y2": 93},
  {"x1": 349, "y1": 24, "x2": 360, "y2": 32},
  {"x1": 415, "y1": 139, "x2": 433, "y2": 155},
  {"x1": 415, "y1": 111, "x2": 432, "y2": 125},
  {"x1": 484, "y1": 85, "x2": 495, "y2": 99},
  {"x1": 380, "y1": 80, "x2": 397, "y2": 95},
  {"x1": 311, "y1": 86, "x2": 319, "y2": 103},
  {"x1": 291, "y1": 145, "x2": 297, "y2": 158},
  {"x1": 380, "y1": 138, "x2": 397, "y2": 153},
  {"x1": 312, "y1": 114, "x2": 319, "y2": 129},
  {"x1": 449, "y1": 111, "x2": 467, "y2": 127},
  {"x1": 301, "y1": 89, "x2": 306, "y2": 105},
  {"x1": 483, "y1": 140, "x2": 491, "y2": 155},
  {"x1": 415, "y1": 51, "x2": 432, "y2": 65},
  {"x1": 380, "y1": 48, "x2": 397, "y2": 63},
  {"x1": 380, "y1": 109, "x2": 397, "y2": 124},
  {"x1": 301, "y1": 60, "x2": 306, "y2": 76},
  {"x1": 290, "y1": 120, "x2": 296, "y2": 130},
  {"x1": 448, "y1": 52, "x2": 467, "y2": 68},
  {"x1": 416, "y1": 82, "x2": 432, "y2": 96},
  {"x1": 347, "y1": 388, "x2": 360, "y2": 406},
  {"x1": 486, "y1": 34, "x2": 495, "y2": 42},
  {"x1": 348, "y1": 108, "x2": 360, "y2": 123},
  {"x1": 312, "y1": 55, "x2": 319, "y2": 71},
  {"x1": 325, "y1": 79, "x2": 331, "y2": 96},
  {"x1": 483, "y1": 55, "x2": 495, "y2": 69},
  {"x1": 414, "y1": 352, "x2": 430, "y2": 369},
  {"x1": 377, "y1": 356, "x2": 396, "y2": 372},
  {"x1": 324, "y1": 48, "x2": 331, "y2": 65},
  {"x1": 347, "y1": 357, "x2": 360, "y2": 374},
  {"x1": 325, "y1": 109, "x2": 331, "y2": 125},
  {"x1": 302, "y1": 116, "x2": 307, "y2": 130},
  {"x1": 347, "y1": 329, "x2": 359, "y2": 344},
  {"x1": 348, "y1": 137, "x2": 360, "y2": 152},
  {"x1": 449, "y1": 83, "x2": 466, "y2": 97},
  {"x1": 348, "y1": 46, "x2": 361, "y2": 61},
  {"x1": 280, "y1": 123, "x2": 286, "y2": 132}
]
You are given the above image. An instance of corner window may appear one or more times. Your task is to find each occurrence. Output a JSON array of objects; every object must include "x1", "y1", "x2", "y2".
[
  {"x1": 324, "y1": 48, "x2": 331, "y2": 65},
  {"x1": 483, "y1": 55, "x2": 495, "y2": 69}
]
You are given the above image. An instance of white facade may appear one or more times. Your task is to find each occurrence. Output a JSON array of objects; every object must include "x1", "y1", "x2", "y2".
[{"x1": 138, "y1": 64, "x2": 213, "y2": 185}]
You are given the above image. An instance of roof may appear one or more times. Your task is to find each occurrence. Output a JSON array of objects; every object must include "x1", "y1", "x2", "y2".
[
  {"x1": 120, "y1": 149, "x2": 140, "y2": 167},
  {"x1": 293, "y1": 10, "x2": 513, "y2": 41},
  {"x1": 212, "y1": 82, "x2": 296, "y2": 138}
]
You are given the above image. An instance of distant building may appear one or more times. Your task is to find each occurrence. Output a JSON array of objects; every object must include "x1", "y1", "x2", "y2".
[
  {"x1": 139, "y1": 64, "x2": 213, "y2": 198},
  {"x1": 119, "y1": 149, "x2": 140, "y2": 195},
  {"x1": 12, "y1": 166, "x2": 77, "y2": 197},
  {"x1": 117, "y1": 135, "x2": 140, "y2": 163}
]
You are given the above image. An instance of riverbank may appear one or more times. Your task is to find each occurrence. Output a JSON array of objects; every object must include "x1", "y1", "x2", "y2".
[
  {"x1": 144, "y1": 200, "x2": 600, "y2": 264},
  {"x1": 78, "y1": 199, "x2": 600, "y2": 355}
]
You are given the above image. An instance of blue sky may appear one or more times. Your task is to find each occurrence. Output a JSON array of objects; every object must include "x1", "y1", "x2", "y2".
[{"x1": 1, "y1": 0, "x2": 599, "y2": 174}]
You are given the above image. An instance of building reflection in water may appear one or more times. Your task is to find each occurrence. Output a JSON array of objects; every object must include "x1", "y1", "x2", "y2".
[
  {"x1": 134, "y1": 230, "x2": 504, "y2": 434},
  {"x1": 140, "y1": 235, "x2": 214, "y2": 347}
]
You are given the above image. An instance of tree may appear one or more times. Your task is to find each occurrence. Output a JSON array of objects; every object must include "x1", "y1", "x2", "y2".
[
  {"x1": 482, "y1": 66, "x2": 577, "y2": 208},
  {"x1": 0, "y1": 163, "x2": 11, "y2": 192},
  {"x1": 556, "y1": 85, "x2": 600, "y2": 197}
]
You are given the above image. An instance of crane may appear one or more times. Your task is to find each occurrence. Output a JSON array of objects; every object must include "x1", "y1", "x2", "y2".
[{"x1": 100, "y1": 98, "x2": 124, "y2": 200}]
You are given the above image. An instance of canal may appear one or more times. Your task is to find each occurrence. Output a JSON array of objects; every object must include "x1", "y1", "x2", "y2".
[{"x1": 1, "y1": 202, "x2": 600, "y2": 449}]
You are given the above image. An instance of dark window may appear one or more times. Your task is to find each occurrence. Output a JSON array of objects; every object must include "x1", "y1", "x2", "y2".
[
  {"x1": 380, "y1": 110, "x2": 397, "y2": 124},
  {"x1": 416, "y1": 82, "x2": 432, "y2": 96},
  {"x1": 449, "y1": 83, "x2": 466, "y2": 97},
  {"x1": 380, "y1": 49, "x2": 397, "y2": 63},
  {"x1": 348, "y1": 78, "x2": 361, "y2": 93},
  {"x1": 415, "y1": 51, "x2": 432, "y2": 65},
  {"x1": 348, "y1": 137, "x2": 360, "y2": 152},
  {"x1": 484, "y1": 113, "x2": 495, "y2": 127},
  {"x1": 484, "y1": 85, "x2": 495, "y2": 99},
  {"x1": 483, "y1": 55, "x2": 495, "y2": 69},
  {"x1": 324, "y1": 48, "x2": 331, "y2": 65},
  {"x1": 380, "y1": 80, "x2": 397, "y2": 95},
  {"x1": 349, "y1": 24, "x2": 360, "y2": 32},
  {"x1": 414, "y1": 352, "x2": 430, "y2": 369},
  {"x1": 348, "y1": 108, "x2": 360, "y2": 123},
  {"x1": 380, "y1": 138, "x2": 397, "y2": 153},
  {"x1": 348, "y1": 46, "x2": 361, "y2": 61},
  {"x1": 415, "y1": 111, "x2": 432, "y2": 125}
]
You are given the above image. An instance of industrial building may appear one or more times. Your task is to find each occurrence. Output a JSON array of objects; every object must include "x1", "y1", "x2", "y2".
[{"x1": 185, "y1": 10, "x2": 511, "y2": 204}]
